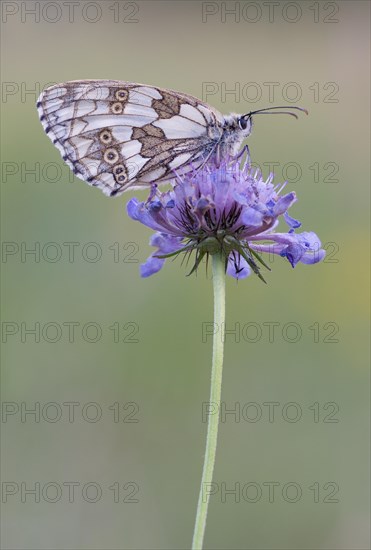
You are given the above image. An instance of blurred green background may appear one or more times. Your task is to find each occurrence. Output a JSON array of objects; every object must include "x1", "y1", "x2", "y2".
[{"x1": 1, "y1": 1, "x2": 369, "y2": 549}]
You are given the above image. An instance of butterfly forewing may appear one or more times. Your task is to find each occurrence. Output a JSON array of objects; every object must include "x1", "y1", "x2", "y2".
[{"x1": 37, "y1": 80, "x2": 224, "y2": 196}]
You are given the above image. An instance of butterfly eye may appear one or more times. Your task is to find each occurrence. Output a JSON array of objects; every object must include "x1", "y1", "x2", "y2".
[
  {"x1": 99, "y1": 130, "x2": 112, "y2": 145},
  {"x1": 238, "y1": 117, "x2": 249, "y2": 130},
  {"x1": 115, "y1": 89, "x2": 128, "y2": 101},
  {"x1": 111, "y1": 102, "x2": 123, "y2": 114},
  {"x1": 104, "y1": 148, "x2": 119, "y2": 164}
]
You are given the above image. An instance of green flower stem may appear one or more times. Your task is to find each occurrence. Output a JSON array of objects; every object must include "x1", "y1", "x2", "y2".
[{"x1": 192, "y1": 252, "x2": 226, "y2": 550}]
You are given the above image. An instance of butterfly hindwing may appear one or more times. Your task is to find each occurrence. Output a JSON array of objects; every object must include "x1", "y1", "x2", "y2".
[{"x1": 37, "y1": 80, "x2": 224, "y2": 196}]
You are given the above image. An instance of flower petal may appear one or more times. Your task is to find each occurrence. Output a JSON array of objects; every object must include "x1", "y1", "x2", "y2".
[
  {"x1": 250, "y1": 230, "x2": 326, "y2": 267},
  {"x1": 273, "y1": 192, "x2": 297, "y2": 216},
  {"x1": 126, "y1": 198, "x2": 141, "y2": 221},
  {"x1": 300, "y1": 248, "x2": 326, "y2": 264},
  {"x1": 150, "y1": 232, "x2": 184, "y2": 254},
  {"x1": 280, "y1": 243, "x2": 304, "y2": 267},
  {"x1": 296, "y1": 231, "x2": 323, "y2": 249},
  {"x1": 241, "y1": 207, "x2": 264, "y2": 227},
  {"x1": 140, "y1": 256, "x2": 165, "y2": 278},
  {"x1": 284, "y1": 211, "x2": 301, "y2": 229},
  {"x1": 227, "y1": 253, "x2": 251, "y2": 279}
]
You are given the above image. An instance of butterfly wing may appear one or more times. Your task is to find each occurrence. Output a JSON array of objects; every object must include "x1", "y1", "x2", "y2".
[{"x1": 37, "y1": 80, "x2": 224, "y2": 196}]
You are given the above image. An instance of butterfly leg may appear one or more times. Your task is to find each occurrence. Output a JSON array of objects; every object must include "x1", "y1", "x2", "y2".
[
  {"x1": 215, "y1": 144, "x2": 221, "y2": 168},
  {"x1": 196, "y1": 141, "x2": 221, "y2": 172},
  {"x1": 233, "y1": 144, "x2": 250, "y2": 163}
]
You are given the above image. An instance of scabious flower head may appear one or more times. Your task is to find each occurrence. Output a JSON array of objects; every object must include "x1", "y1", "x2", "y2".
[{"x1": 127, "y1": 158, "x2": 325, "y2": 281}]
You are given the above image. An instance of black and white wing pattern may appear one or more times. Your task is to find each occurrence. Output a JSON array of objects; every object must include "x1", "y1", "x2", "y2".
[{"x1": 37, "y1": 80, "x2": 225, "y2": 196}]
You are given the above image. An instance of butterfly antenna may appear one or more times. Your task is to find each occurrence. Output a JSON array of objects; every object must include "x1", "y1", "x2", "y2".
[{"x1": 244, "y1": 106, "x2": 308, "y2": 120}]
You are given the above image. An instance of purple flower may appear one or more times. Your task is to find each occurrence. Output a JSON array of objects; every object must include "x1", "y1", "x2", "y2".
[{"x1": 127, "y1": 159, "x2": 325, "y2": 281}]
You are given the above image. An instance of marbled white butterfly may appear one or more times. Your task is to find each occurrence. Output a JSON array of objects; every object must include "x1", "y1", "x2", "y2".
[{"x1": 37, "y1": 80, "x2": 307, "y2": 197}]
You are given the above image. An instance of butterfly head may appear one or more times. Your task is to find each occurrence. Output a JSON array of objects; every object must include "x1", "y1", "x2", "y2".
[
  {"x1": 237, "y1": 114, "x2": 253, "y2": 137},
  {"x1": 222, "y1": 113, "x2": 254, "y2": 141}
]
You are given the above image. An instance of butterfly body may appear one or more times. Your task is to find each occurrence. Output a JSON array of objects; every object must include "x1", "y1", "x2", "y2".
[
  {"x1": 216, "y1": 114, "x2": 253, "y2": 159},
  {"x1": 37, "y1": 80, "x2": 299, "y2": 197}
]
